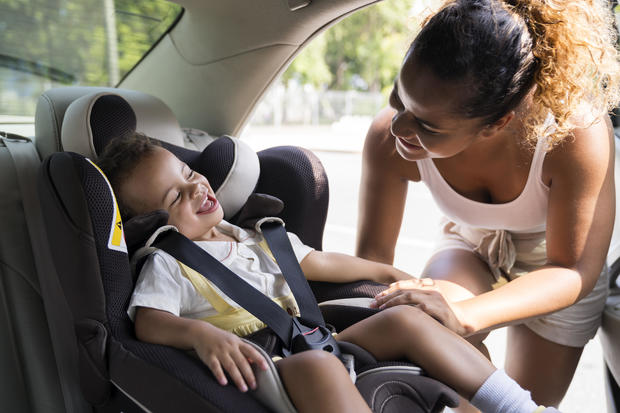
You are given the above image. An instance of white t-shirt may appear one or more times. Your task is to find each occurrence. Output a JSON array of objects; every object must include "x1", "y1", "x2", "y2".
[{"x1": 127, "y1": 220, "x2": 314, "y2": 321}]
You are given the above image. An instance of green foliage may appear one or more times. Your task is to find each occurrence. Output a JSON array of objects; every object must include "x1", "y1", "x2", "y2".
[
  {"x1": 114, "y1": 0, "x2": 182, "y2": 78},
  {"x1": 282, "y1": 0, "x2": 415, "y2": 94},
  {"x1": 282, "y1": 34, "x2": 332, "y2": 87},
  {"x1": 0, "y1": 0, "x2": 181, "y2": 115},
  {"x1": 0, "y1": 0, "x2": 180, "y2": 85}
]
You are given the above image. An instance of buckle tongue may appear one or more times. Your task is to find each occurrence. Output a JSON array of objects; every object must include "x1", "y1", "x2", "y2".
[{"x1": 282, "y1": 318, "x2": 342, "y2": 360}]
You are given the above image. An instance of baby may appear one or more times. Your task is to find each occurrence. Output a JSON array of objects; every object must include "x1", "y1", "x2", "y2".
[{"x1": 97, "y1": 133, "x2": 560, "y2": 413}]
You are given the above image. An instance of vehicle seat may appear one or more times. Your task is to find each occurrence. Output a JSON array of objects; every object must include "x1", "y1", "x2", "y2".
[{"x1": 34, "y1": 87, "x2": 337, "y2": 412}]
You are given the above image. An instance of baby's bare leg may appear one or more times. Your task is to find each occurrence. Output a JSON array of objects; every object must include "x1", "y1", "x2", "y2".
[
  {"x1": 336, "y1": 305, "x2": 495, "y2": 399},
  {"x1": 276, "y1": 350, "x2": 371, "y2": 413}
]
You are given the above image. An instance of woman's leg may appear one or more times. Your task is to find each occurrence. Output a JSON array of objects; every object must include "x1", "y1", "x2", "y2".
[
  {"x1": 336, "y1": 305, "x2": 496, "y2": 400},
  {"x1": 505, "y1": 324, "x2": 583, "y2": 407},
  {"x1": 276, "y1": 350, "x2": 371, "y2": 413}
]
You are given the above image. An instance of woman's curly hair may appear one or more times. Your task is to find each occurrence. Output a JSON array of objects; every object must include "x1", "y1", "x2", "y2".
[{"x1": 410, "y1": 0, "x2": 620, "y2": 148}]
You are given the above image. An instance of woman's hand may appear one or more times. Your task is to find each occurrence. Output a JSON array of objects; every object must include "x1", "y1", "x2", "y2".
[
  {"x1": 370, "y1": 278, "x2": 473, "y2": 336},
  {"x1": 192, "y1": 325, "x2": 269, "y2": 392},
  {"x1": 384, "y1": 267, "x2": 417, "y2": 283}
]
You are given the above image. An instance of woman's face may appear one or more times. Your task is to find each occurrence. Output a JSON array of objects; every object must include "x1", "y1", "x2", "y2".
[{"x1": 389, "y1": 58, "x2": 489, "y2": 162}]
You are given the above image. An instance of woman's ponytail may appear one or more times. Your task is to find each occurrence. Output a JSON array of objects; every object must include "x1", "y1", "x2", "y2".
[{"x1": 507, "y1": 0, "x2": 620, "y2": 146}]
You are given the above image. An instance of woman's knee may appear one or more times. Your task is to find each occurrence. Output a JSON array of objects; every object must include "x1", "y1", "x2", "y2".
[{"x1": 424, "y1": 249, "x2": 495, "y2": 298}]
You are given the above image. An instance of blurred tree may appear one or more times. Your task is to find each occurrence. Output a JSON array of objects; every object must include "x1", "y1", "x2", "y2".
[
  {"x1": 282, "y1": 0, "x2": 414, "y2": 94},
  {"x1": 325, "y1": 0, "x2": 412, "y2": 93},
  {"x1": 282, "y1": 33, "x2": 332, "y2": 87},
  {"x1": 0, "y1": 0, "x2": 180, "y2": 115},
  {"x1": 114, "y1": 0, "x2": 181, "y2": 78},
  {"x1": 281, "y1": 0, "x2": 442, "y2": 95}
]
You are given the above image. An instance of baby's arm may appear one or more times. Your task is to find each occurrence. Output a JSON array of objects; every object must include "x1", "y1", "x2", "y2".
[
  {"x1": 134, "y1": 306, "x2": 268, "y2": 391},
  {"x1": 300, "y1": 250, "x2": 413, "y2": 284}
]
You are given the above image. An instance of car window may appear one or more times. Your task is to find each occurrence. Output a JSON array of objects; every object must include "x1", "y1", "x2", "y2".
[
  {"x1": 243, "y1": 0, "x2": 438, "y2": 154},
  {"x1": 0, "y1": 0, "x2": 182, "y2": 134}
]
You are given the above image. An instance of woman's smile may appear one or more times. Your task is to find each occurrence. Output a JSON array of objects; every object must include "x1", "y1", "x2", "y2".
[{"x1": 396, "y1": 136, "x2": 423, "y2": 150}]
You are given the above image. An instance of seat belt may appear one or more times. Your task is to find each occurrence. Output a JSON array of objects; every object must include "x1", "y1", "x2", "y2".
[
  {"x1": 1, "y1": 134, "x2": 91, "y2": 413},
  {"x1": 153, "y1": 223, "x2": 340, "y2": 359}
]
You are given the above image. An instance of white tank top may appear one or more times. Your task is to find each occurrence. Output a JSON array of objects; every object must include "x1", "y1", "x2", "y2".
[{"x1": 417, "y1": 136, "x2": 550, "y2": 233}]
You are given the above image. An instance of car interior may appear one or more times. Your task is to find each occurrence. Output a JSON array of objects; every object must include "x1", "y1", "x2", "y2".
[{"x1": 1, "y1": 0, "x2": 620, "y2": 412}]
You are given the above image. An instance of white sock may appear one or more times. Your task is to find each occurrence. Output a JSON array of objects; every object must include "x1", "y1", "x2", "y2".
[{"x1": 470, "y1": 369, "x2": 539, "y2": 413}]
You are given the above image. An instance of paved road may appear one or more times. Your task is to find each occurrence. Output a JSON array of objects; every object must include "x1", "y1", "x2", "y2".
[{"x1": 243, "y1": 124, "x2": 608, "y2": 412}]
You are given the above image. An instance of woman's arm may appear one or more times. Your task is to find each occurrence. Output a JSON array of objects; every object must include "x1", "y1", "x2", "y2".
[
  {"x1": 300, "y1": 250, "x2": 414, "y2": 284},
  {"x1": 356, "y1": 108, "x2": 419, "y2": 264},
  {"x1": 457, "y1": 115, "x2": 615, "y2": 333}
]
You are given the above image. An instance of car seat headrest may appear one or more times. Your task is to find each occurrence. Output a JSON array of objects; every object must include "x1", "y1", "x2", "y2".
[
  {"x1": 62, "y1": 92, "x2": 137, "y2": 158},
  {"x1": 196, "y1": 136, "x2": 260, "y2": 219},
  {"x1": 35, "y1": 86, "x2": 185, "y2": 159}
]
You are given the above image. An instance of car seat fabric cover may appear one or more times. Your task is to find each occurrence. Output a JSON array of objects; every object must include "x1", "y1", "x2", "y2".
[
  {"x1": 35, "y1": 87, "x2": 185, "y2": 160},
  {"x1": 35, "y1": 90, "x2": 330, "y2": 411},
  {"x1": 40, "y1": 151, "x2": 270, "y2": 412}
]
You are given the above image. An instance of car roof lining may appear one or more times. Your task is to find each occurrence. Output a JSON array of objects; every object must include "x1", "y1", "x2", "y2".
[{"x1": 119, "y1": 0, "x2": 381, "y2": 137}]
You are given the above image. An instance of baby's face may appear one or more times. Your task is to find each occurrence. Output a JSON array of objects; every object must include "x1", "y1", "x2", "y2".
[{"x1": 120, "y1": 146, "x2": 224, "y2": 241}]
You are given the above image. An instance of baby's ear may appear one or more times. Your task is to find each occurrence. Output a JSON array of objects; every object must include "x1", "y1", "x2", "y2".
[{"x1": 124, "y1": 209, "x2": 170, "y2": 256}]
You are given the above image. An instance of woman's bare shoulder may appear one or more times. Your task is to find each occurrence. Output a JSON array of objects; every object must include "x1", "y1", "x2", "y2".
[
  {"x1": 543, "y1": 115, "x2": 613, "y2": 184},
  {"x1": 363, "y1": 107, "x2": 421, "y2": 182}
]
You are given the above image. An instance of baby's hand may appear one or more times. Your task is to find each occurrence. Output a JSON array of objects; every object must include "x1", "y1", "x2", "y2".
[{"x1": 192, "y1": 326, "x2": 268, "y2": 392}]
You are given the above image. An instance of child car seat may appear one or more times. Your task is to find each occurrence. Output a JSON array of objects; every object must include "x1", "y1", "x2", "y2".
[{"x1": 35, "y1": 87, "x2": 459, "y2": 412}]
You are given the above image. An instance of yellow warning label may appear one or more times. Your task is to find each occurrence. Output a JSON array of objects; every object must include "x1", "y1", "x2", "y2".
[{"x1": 87, "y1": 159, "x2": 128, "y2": 253}]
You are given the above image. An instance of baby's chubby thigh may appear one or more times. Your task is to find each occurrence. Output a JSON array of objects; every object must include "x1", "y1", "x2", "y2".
[
  {"x1": 336, "y1": 305, "x2": 440, "y2": 360},
  {"x1": 275, "y1": 350, "x2": 370, "y2": 413},
  {"x1": 276, "y1": 348, "x2": 344, "y2": 374}
]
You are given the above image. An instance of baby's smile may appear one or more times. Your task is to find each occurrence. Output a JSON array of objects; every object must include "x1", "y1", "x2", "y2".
[{"x1": 197, "y1": 192, "x2": 219, "y2": 215}]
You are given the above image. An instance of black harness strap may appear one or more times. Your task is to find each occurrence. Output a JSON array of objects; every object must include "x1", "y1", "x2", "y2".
[{"x1": 259, "y1": 221, "x2": 323, "y2": 327}]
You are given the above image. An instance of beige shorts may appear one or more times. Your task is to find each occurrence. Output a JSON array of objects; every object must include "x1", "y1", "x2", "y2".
[{"x1": 433, "y1": 219, "x2": 610, "y2": 348}]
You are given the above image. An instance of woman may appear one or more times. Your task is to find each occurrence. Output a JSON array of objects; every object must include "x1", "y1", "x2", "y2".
[{"x1": 358, "y1": 0, "x2": 620, "y2": 408}]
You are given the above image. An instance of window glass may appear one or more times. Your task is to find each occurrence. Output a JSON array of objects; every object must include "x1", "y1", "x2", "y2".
[
  {"x1": 243, "y1": 0, "x2": 438, "y2": 153},
  {"x1": 0, "y1": 0, "x2": 182, "y2": 123}
]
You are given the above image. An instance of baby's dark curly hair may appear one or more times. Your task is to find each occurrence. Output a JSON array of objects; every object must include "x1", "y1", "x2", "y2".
[{"x1": 96, "y1": 132, "x2": 160, "y2": 219}]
